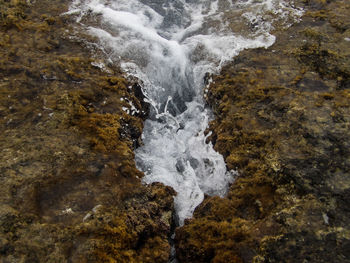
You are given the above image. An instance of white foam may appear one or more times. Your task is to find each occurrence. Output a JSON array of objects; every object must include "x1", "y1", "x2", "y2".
[{"x1": 68, "y1": 0, "x2": 303, "y2": 225}]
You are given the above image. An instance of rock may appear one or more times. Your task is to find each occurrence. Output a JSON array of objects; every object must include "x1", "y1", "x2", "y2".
[
  {"x1": 0, "y1": 1, "x2": 174, "y2": 262},
  {"x1": 175, "y1": 0, "x2": 350, "y2": 262}
]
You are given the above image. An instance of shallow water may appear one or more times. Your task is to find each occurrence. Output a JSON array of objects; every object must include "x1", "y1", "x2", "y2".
[{"x1": 68, "y1": 0, "x2": 302, "y2": 225}]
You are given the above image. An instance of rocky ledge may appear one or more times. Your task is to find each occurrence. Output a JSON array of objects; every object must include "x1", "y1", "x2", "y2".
[
  {"x1": 0, "y1": 1, "x2": 174, "y2": 262},
  {"x1": 1, "y1": 0, "x2": 350, "y2": 262},
  {"x1": 176, "y1": 0, "x2": 350, "y2": 262}
]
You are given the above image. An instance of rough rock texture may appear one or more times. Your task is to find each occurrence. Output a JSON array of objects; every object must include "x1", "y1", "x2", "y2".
[
  {"x1": 2, "y1": 0, "x2": 350, "y2": 262},
  {"x1": 176, "y1": 0, "x2": 350, "y2": 262},
  {"x1": 0, "y1": 1, "x2": 174, "y2": 262}
]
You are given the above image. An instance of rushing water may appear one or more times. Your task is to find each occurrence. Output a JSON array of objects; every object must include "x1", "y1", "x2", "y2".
[{"x1": 67, "y1": 0, "x2": 302, "y2": 225}]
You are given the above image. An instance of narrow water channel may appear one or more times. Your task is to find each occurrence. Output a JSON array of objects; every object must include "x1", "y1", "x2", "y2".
[{"x1": 68, "y1": 0, "x2": 302, "y2": 225}]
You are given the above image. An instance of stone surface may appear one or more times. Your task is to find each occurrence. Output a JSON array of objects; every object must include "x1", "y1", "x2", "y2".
[
  {"x1": 1, "y1": 0, "x2": 350, "y2": 262},
  {"x1": 175, "y1": 0, "x2": 350, "y2": 262},
  {"x1": 0, "y1": 1, "x2": 174, "y2": 262}
]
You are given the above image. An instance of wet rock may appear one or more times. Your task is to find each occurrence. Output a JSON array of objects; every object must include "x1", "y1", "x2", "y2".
[
  {"x1": 0, "y1": 1, "x2": 174, "y2": 262},
  {"x1": 176, "y1": 0, "x2": 350, "y2": 262}
]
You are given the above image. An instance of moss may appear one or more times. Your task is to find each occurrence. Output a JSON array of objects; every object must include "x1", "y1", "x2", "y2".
[
  {"x1": 302, "y1": 28, "x2": 326, "y2": 42},
  {"x1": 306, "y1": 10, "x2": 328, "y2": 20},
  {"x1": 176, "y1": 0, "x2": 350, "y2": 261},
  {"x1": 0, "y1": 0, "x2": 27, "y2": 30},
  {"x1": 77, "y1": 112, "x2": 122, "y2": 152},
  {"x1": 0, "y1": 1, "x2": 173, "y2": 262},
  {"x1": 294, "y1": 34, "x2": 349, "y2": 85},
  {"x1": 176, "y1": 219, "x2": 250, "y2": 262}
]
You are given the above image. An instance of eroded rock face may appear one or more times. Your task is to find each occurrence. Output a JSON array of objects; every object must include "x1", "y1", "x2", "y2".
[
  {"x1": 176, "y1": 0, "x2": 350, "y2": 262},
  {"x1": 0, "y1": 1, "x2": 174, "y2": 262}
]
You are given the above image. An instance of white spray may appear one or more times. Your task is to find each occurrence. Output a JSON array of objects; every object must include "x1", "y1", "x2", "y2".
[{"x1": 68, "y1": 0, "x2": 302, "y2": 225}]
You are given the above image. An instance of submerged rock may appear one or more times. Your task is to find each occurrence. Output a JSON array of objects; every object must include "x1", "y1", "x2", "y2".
[
  {"x1": 0, "y1": 0, "x2": 174, "y2": 262},
  {"x1": 176, "y1": 0, "x2": 350, "y2": 262}
]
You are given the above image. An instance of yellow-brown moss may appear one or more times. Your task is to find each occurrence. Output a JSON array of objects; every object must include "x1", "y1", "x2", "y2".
[
  {"x1": 176, "y1": 0, "x2": 350, "y2": 261},
  {"x1": 0, "y1": 1, "x2": 174, "y2": 262}
]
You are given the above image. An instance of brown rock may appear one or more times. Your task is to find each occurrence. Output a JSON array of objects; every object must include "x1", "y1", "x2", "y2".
[
  {"x1": 0, "y1": 1, "x2": 174, "y2": 262},
  {"x1": 176, "y1": 0, "x2": 350, "y2": 262}
]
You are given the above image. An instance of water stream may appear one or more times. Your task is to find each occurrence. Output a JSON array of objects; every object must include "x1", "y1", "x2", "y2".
[{"x1": 67, "y1": 0, "x2": 302, "y2": 226}]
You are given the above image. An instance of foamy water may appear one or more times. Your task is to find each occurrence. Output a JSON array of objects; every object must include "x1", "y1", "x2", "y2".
[{"x1": 67, "y1": 0, "x2": 302, "y2": 225}]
